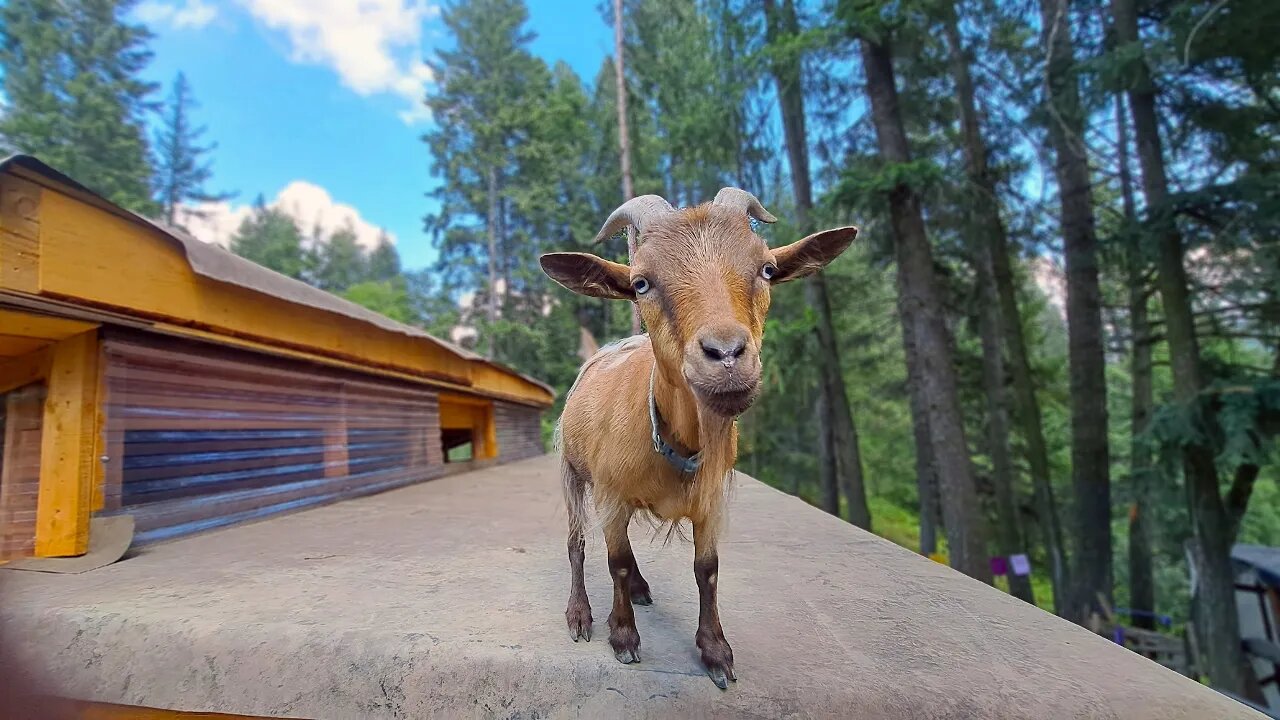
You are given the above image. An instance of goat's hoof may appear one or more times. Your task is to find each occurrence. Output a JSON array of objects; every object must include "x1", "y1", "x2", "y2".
[
  {"x1": 566, "y1": 603, "x2": 593, "y2": 642},
  {"x1": 608, "y1": 619, "x2": 641, "y2": 664},
  {"x1": 707, "y1": 666, "x2": 731, "y2": 690},
  {"x1": 631, "y1": 589, "x2": 653, "y2": 605},
  {"x1": 699, "y1": 634, "x2": 735, "y2": 689}
]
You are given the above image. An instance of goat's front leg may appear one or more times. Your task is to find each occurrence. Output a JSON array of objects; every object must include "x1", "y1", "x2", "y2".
[
  {"x1": 604, "y1": 509, "x2": 641, "y2": 663},
  {"x1": 694, "y1": 519, "x2": 735, "y2": 689}
]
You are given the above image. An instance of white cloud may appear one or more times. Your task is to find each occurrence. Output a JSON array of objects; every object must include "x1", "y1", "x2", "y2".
[
  {"x1": 135, "y1": 0, "x2": 218, "y2": 29},
  {"x1": 237, "y1": 0, "x2": 436, "y2": 124},
  {"x1": 177, "y1": 180, "x2": 392, "y2": 251}
]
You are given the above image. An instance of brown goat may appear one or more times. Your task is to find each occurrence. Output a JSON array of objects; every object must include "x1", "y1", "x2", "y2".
[{"x1": 540, "y1": 188, "x2": 856, "y2": 688}]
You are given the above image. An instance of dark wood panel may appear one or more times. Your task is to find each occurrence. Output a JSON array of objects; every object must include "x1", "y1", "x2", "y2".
[
  {"x1": 495, "y1": 401, "x2": 544, "y2": 463},
  {"x1": 100, "y1": 331, "x2": 447, "y2": 545},
  {"x1": 0, "y1": 385, "x2": 44, "y2": 559}
]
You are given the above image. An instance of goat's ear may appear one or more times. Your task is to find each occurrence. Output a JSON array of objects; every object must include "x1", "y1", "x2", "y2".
[
  {"x1": 770, "y1": 226, "x2": 858, "y2": 283},
  {"x1": 540, "y1": 252, "x2": 634, "y2": 300}
]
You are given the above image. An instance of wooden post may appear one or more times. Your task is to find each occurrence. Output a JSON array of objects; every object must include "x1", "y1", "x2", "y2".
[
  {"x1": 35, "y1": 330, "x2": 100, "y2": 557},
  {"x1": 477, "y1": 404, "x2": 498, "y2": 461}
]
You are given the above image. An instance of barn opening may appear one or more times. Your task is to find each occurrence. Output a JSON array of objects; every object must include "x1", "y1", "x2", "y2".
[{"x1": 439, "y1": 394, "x2": 495, "y2": 465}]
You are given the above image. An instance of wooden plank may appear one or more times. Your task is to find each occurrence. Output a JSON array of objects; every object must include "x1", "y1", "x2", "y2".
[
  {"x1": 105, "y1": 336, "x2": 443, "y2": 403},
  {"x1": 92, "y1": 340, "x2": 108, "y2": 511},
  {"x1": 35, "y1": 330, "x2": 99, "y2": 557},
  {"x1": 0, "y1": 333, "x2": 51, "y2": 357},
  {"x1": 0, "y1": 386, "x2": 44, "y2": 559},
  {"x1": 0, "y1": 308, "x2": 97, "y2": 340},
  {"x1": 0, "y1": 174, "x2": 41, "y2": 293},
  {"x1": 0, "y1": 347, "x2": 50, "y2": 395}
]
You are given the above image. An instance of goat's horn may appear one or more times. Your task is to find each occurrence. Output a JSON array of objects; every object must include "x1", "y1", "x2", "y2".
[
  {"x1": 592, "y1": 195, "x2": 675, "y2": 244},
  {"x1": 713, "y1": 187, "x2": 778, "y2": 224}
]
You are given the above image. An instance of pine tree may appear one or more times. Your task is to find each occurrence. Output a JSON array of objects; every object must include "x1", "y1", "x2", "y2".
[
  {"x1": 423, "y1": 0, "x2": 545, "y2": 358},
  {"x1": 154, "y1": 72, "x2": 231, "y2": 228},
  {"x1": 0, "y1": 0, "x2": 157, "y2": 212},
  {"x1": 367, "y1": 233, "x2": 401, "y2": 282},
  {"x1": 229, "y1": 197, "x2": 308, "y2": 280},
  {"x1": 313, "y1": 224, "x2": 369, "y2": 293}
]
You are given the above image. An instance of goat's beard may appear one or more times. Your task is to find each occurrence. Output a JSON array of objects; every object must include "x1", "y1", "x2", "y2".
[{"x1": 692, "y1": 382, "x2": 760, "y2": 418}]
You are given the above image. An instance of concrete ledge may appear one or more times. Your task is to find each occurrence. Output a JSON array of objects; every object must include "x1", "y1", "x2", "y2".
[{"x1": 0, "y1": 455, "x2": 1260, "y2": 719}]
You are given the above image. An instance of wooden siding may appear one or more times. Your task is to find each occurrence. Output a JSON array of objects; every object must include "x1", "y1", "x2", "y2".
[
  {"x1": 100, "y1": 333, "x2": 445, "y2": 546},
  {"x1": 0, "y1": 382, "x2": 44, "y2": 558},
  {"x1": 495, "y1": 401, "x2": 544, "y2": 463}
]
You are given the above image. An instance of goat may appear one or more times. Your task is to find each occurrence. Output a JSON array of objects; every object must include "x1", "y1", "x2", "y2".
[{"x1": 540, "y1": 188, "x2": 857, "y2": 689}]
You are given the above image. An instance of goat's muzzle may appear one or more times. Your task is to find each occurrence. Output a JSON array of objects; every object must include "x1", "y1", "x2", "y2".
[{"x1": 684, "y1": 324, "x2": 762, "y2": 417}]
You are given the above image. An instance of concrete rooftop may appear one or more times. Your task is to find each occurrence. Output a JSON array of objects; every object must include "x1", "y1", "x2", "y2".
[{"x1": 0, "y1": 455, "x2": 1262, "y2": 719}]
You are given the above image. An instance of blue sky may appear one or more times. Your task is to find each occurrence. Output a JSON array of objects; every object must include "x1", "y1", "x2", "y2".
[{"x1": 136, "y1": 0, "x2": 613, "y2": 270}]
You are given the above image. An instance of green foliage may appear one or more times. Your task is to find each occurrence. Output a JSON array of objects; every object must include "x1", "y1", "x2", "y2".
[
  {"x1": 343, "y1": 277, "x2": 414, "y2": 324},
  {"x1": 153, "y1": 72, "x2": 231, "y2": 227},
  {"x1": 0, "y1": 0, "x2": 158, "y2": 213},
  {"x1": 311, "y1": 224, "x2": 369, "y2": 293},
  {"x1": 229, "y1": 200, "x2": 308, "y2": 280},
  {"x1": 367, "y1": 233, "x2": 401, "y2": 282}
]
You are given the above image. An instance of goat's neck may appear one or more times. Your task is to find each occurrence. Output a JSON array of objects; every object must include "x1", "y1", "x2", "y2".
[{"x1": 652, "y1": 360, "x2": 734, "y2": 455}]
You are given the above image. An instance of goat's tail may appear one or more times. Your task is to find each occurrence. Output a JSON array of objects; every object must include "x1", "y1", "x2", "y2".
[{"x1": 560, "y1": 451, "x2": 589, "y2": 540}]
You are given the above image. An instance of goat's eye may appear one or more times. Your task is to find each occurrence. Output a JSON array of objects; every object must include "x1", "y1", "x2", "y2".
[
  {"x1": 761, "y1": 263, "x2": 777, "y2": 280},
  {"x1": 632, "y1": 277, "x2": 650, "y2": 295}
]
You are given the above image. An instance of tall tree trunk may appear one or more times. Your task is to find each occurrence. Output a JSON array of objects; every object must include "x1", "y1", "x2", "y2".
[
  {"x1": 991, "y1": 225, "x2": 1069, "y2": 609},
  {"x1": 1111, "y1": 0, "x2": 1256, "y2": 696},
  {"x1": 1039, "y1": 0, "x2": 1111, "y2": 623},
  {"x1": 978, "y1": 249, "x2": 1035, "y2": 603},
  {"x1": 613, "y1": 0, "x2": 642, "y2": 335},
  {"x1": 815, "y1": 382, "x2": 839, "y2": 515},
  {"x1": 859, "y1": 35, "x2": 991, "y2": 583},
  {"x1": 904, "y1": 303, "x2": 940, "y2": 556},
  {"x1": 764, "y1": 0, "x2": 870, "y2": 528},
  {"x1": 485, "y1": 165, "x2": 499, "y2": 359},
  {"x1": 940, "y1": 2, "x2": 1032, "y2": 603},
  {"x1": 1115, "y1": 92, "x2": 1156, "y2": 632}
]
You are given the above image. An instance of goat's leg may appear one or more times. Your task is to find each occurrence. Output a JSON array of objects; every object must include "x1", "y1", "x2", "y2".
[
  {"x1": 693, "y1": 519, "x2": 735, "y2": 689},
  {"x1": 563, "y1": 463, "x2": 592, "y2": 642},
  {"x1": 604, "y1": 509, "x2": 641, "y2": 663}
]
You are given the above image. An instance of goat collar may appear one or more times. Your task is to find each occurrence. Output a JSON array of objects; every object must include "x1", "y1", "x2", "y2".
[{"x1": 649, "y1": 364, "x2": 702, "y2": 477}]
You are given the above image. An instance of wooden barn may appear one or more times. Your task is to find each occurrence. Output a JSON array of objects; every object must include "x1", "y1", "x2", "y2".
[{"x1": 0, "y1": 154, "x2": 553, "y2": 561}]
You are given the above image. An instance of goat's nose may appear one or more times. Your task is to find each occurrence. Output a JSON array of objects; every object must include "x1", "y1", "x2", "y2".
[{"x1": 699, "y1": 330, "x2": 749, "y2": 367}]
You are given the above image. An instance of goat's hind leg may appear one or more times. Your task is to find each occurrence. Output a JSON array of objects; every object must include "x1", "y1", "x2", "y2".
[{"x1": 563, "y1": 462, "x2": 592, "y2": 642}]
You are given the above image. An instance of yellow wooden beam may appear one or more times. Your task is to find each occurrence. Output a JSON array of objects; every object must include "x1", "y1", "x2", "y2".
[
  {"x1": 0, "y1": 174, "x2": 41, "y2": 294},
  {"x1": 35, "y1": 330, "x2": 99, "y2": 557},
  {"x1": 472, "y1": 363, "x2": 554, "y2": 406},
  {"x1": 0, "y1": 347, "x2": 50, "y2": 395},
  {"x1": 0, "y1": 307, "x2": 97, "y2": 340}
]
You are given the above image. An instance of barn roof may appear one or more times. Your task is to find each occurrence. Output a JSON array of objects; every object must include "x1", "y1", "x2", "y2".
[
  {"x1": 0, "y1": 154, "x2": 554, "y2": 404},
  {"x1": 1233, "y1": 544, "x2": 1280, "y2": 587}
]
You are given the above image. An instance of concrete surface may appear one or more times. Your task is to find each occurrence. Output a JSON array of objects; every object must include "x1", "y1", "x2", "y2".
[{"x1": 0, "y1": 455, "x2": 1262, "y2": 719}]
